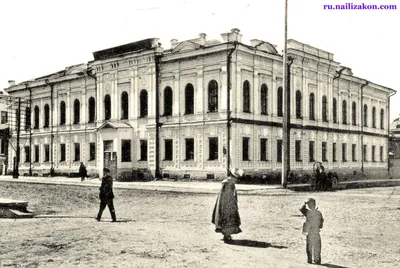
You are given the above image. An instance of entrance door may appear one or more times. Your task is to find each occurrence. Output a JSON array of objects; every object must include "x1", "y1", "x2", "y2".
[{"x1": 104, "y1": 151, "x2": 117, "y2": 180}]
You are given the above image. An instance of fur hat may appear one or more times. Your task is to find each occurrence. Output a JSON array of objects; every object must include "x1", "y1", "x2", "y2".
[
  {"x1": 230, "y1": 168, "x2": 244, "y2": 178},
  {"x1": 103, "y1": 167, "x2": 110, "y2": 173}
]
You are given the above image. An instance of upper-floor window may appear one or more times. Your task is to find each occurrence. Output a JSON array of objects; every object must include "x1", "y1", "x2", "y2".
[
  {"x1": 372, "y1": 106, "x2": 376, "y2": 128},
  {"x1": 296, "y1": 90, "x2": 302, "y2": 119},
  {"x1": 121, "y1": 91, "x2": 129, "y2": 119},
  {"x1": 88, "y1": 97, "x2": 95, "y2": 123},
  {"x1": 333, "y1": 98, "x2": 337, "y2": 123},
  {"x1": 25, "y1": 107, "x2": 31, "y2": 130},
  {"x1": 322, "y1": 95, "x2": 327, "y2": 122},
  {"x1": 140, "y1": 90, "x2": 148, "y2": 118},
  {"x1": 185, "y1": 84, "x2": 194, "y2": 114},
  {"x1": 277, "y1": 87, "x2": 283, "y2": 117},
  {"x1": 309, "y1": 93, "x2": 315, "y2": 120},
  {"x1": 208, "y1": 80, "x2": 218, "y2": 112},
  {"x1": 342, "y1": 100, "x2": 347, "y2": 124},
  {"x1": 104, "y1": 95, "x2": 111, "y2": 120},
  {"x1": 260, "y1": 84, "x2": 268, "y2": 115},
  {"x1": 73, "y1": 99, "x2": 80, "y2": 124},
  {"x1": 163, "y1": 86, "x2": 173, "y2": 116},
  {"x1": 34, "y1": 106, "x2": 39, "y2": 129},
  {"x1": 1, "y1": 111, "x2": 7, "y2": 124},
  {"x1": 44, "y1": 104, "x2": 50, "y2": 128},
  {"x1": 352, "y1": 102, "x2": 357, "y2": 125},
  {"x1": 380, "y1": 109, "x2": 385, "y2": 129},
  {"x1": 60, "y1": 101, "x2": 66, "y2": 125},
  {"x1": 243, "y1": 80, "x2": 250, "y2": 113},
  {"x1": 363, "y1": 104, "x2": 368, "y2": 127}
]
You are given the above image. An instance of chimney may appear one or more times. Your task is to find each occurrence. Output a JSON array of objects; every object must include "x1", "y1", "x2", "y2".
[
  {"x1": 199, "y1": 33, "x2": 207, "y2": 46},
  {"x1": 8, "y1": 80, "x2": 15, "y2": 87},
  {"x1": 171, "y1": 39, "x2": 178, "y2": 49},
  {"x1": 220, "y1": 28, "x2": 242, "y2": 43}
]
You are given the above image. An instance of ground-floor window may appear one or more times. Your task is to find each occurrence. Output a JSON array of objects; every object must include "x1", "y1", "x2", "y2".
[
  {"x1": 185, "y1": 138, "x2": 194, "y2": 160},
  {"x1": 164, "y1": 139, "x2": 173, "y2": 161},
  {"x1": 277, "y1": 139, "x2": 282, "y2": 163},
  {"x1": 34, "y1": 145, "x2": 39, "y2": 162},
  {"x1": 309, "y1": 141, "x2": 315, "y2": 162},
  {"x1": 44, "y1": 144, "x2": 49, "y2": 162},
  {"x1": 295, "y1": 140, "x2": 302, "y2": 162},
  {"x1": 74, "y1": 143, "x2": 80, "y2": 161},
  {"x1": 121, "y1": 140, "x2": 132, "y2": 162},
  {"x1": 25, "y1": 146, "x2": 30, "y2": 163},
  {"x1": 89, "y1": 143, "x2": 96, "y2": 161},
  {"x1": 242, "y1": 137, "x2": 250, "y2": 161},
  {"x1": 260, "y1": 138, "x2": 268, "y2": 161},
  {"x1": 380, "y1": 146, "x2": 383, "y2": 162},
  {"x1": 372, "y1": 145, "x2": 376, "y2": 162},
  {"x1": 332, "y1": 143, "x2": 337, "y2": 162},
  {"x1": 363, "y1": 145, "x2": 367, "y2": 162},
  {"x1": 60, "y1": 144, "x2": 66, "y2": 162},
  {"x1": 140, "y1": 140, "x2": 148, "y2": 161},
  {"x1": 342, "y1": 143, "x2": 347, "y2": 162},
  {"x1": 352, "y1": 144, "x2": 357, "y2": 162},
  {"x1": 322, "y1": 142, "x2": 327, "y2": 162},
  {"x1": 209, "y1": 137, "x2": 218, "y2": 160}
]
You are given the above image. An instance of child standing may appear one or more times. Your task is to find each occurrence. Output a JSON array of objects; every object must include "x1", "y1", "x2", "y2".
[{"x1": 300, "y1": 198, "x2": 324, "y2": 265}]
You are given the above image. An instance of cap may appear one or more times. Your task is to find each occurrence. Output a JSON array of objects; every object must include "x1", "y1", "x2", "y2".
[{"x1": 103, "y1": 167, "x2": 110, "y2": 173}]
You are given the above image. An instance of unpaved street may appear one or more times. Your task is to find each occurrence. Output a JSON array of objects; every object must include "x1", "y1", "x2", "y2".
[{"x1": 1, "y1": 182, "x2": 400, "y2": 268}]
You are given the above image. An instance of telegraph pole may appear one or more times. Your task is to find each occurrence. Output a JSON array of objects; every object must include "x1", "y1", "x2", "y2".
[{"x1": 13, "y1": 97, "x2": 21, "y2": 179}]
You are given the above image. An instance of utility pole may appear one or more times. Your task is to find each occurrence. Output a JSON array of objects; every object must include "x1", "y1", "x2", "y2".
[
  {"x1": 282, "y1": 0, "x2": 289, "y2": 187},
  {"x1": 13, "y1": 97, "x2": 21, "y2": 179}
]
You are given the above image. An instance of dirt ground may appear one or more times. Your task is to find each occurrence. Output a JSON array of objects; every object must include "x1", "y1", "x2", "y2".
[{"x1": 1, "y1": 182, "x2": 400, "y2": 268}]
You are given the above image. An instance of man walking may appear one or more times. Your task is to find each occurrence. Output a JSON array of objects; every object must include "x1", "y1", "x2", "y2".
[{"x1": 96, "y1": 167, "x2": 116, "y2": 222}]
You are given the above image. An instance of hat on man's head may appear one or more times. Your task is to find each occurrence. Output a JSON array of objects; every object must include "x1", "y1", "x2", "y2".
[
  {"x1": 103, "y1": 167, "x2": 110, "y2": 173},
  {"x1": 307, "y1": 198, "x2": 316, "y2": 204},
  {"x1": 230, "y1": 168, "x2": 244, "y2": 178}
]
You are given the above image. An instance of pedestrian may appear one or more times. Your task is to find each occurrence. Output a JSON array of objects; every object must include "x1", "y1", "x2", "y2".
[
  {"x1": 96, "y1": 167, "x2": 116, "y2": 222},
  {"x1": 79, "y1": 162, "x2": 87, "y2": 182},
  {"x1": 300, "y1": 198, "x2": 324, "y2": 265},
  {"x1": 211, "y1": 167, "x2": 244, "y2": 242}
]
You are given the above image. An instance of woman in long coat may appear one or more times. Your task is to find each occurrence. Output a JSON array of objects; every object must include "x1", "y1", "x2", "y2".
[{"x1": 212, "y1": 168, "x2": 244, "y2": 242}]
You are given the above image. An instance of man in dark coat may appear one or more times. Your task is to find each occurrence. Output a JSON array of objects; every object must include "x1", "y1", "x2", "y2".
[
  {"x1": 96, "y1": 167, "x2": 116, "y2": 222},
  {"x1": 79, "y1": 162, "x2": 87, "y2": 182}
]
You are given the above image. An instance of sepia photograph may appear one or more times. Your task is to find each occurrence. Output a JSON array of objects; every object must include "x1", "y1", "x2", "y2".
[{"x1": 0, "y1": 0, "x2": 399, "y2": 267}]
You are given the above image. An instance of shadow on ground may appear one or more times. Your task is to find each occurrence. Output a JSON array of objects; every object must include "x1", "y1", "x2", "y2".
[
  {"x1": 321, "y1": 264, "x2": 350, "y2": 268},
  {"x1": 225, "y1": 239, "x2": 288, "y2": 249}
]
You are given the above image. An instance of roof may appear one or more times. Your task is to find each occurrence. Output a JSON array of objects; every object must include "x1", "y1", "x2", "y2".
[{"x1": 93, "y1": 38, "x2": 159, "y2": 60}]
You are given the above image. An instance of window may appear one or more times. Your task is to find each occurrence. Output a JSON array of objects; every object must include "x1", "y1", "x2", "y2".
[
  {"x1": 322, "y1": 142, "x2": 327, "y2": 162},
  {"x1": 261, "y1": 84, "x2": 268, "y2": 115},
  {"x1": 260, "y1": 138, "x2": 268, "y2": 161},
  {"x1": 25, "y1": 107, "x2": 31, "y2": 130},
  {"x1": 121, "y1": 140, "x2": 132, "y2": 162},
  {"x1": 372, "y1": 107, "x2": 376, "y2": 128},
  {"x1": 88, "y1": 97, "x2": 95, "y2": 123},
  {"x1": 164, "y1": 139, "x2": 173, "y2": 161},
  {"x1": 163, "y1": 87, "x2": 173, "y2": 116},
  {"x1": 380, "y1": 109, "x2": 385, "y2": 129},
  {"x1": 185, "y1": 138, "x2": 194, "y2": 160},
  {"x1": 1, "y1": 111, "x2": 7, "y2": 124},
  {"x1": 277, "y1": 139, "x2": 282, "y2": 162},
  {"x1": 277, "y1": 87, "x2": 283, "y2": 117},
  {"x1": 25, "y1": 146, "x2": 30, "y2": 163},
  {"x1": 352, "y1": 102, "x2": 357, "y2": 125},
  {"x1": 44, "y1": 144, "x2": 49, "y2": 162},
  {"x1": 295, "y1": 140, "x2": 302, "y2": 162},
  {"x1": 322, "y1": 96, "x2": 327, "y2": 122},
  {"x1": 332, "y1": 143, "x2": 337, "y2": 162},
  {"x1": 296, "y1": 90, "x2": 302, "y2": 119},
  {"x1": 140, "y1": 140, "x2": 148, "y2": 161},
  {"x1": 73, "y1": 99, "x2": 80, "y2": 124},
  {"x1": 140, "y1": 89, "x2": 148, "y2": 118},
  {"x1": 209, "y1": 137, "x2": 218, "y2": 160},
  {"x1": 34, "y1": 145, "x2": 39, "y2": 162},
  {"x1": 208, "y1": 80, "x2": 218, "y2": 112},
  {"x1": 363, "y1": 104, "x2": 368, "y2": 127},
  {"x1": 309, "y1": 141, "x2": 315, "y2": 162},
  {"x1": 363, "y1": 145, "x2": 367, "y2": 162},
  {"x1": 104, "y1": 94, "x2": 111, "y2": 120},
  {"x1": 342, "y1": 143, "x2": 347, "y2": 162},
  {"x1": 185, "y1": 84, "x2": 194, "y2": 114},
  {"x1": 333, "y1": 98, "x2": 337, "y2": 123},
  {"x1": 121, "y1": 92, "x2": 129, "y2": 119},
  {"x1": 0, "y1": 139, "x2": 6, "y2": 155},
  {"x1": 34, "y1": 106, "x2": 39, "y2": 129},
  {"x1": 60, "y1": 144, "x2": 66, "y2": 162},
  {"x1": 380, "y1": 146, "x2": 384, "y2": 162},
  {"x1": 342, "y1": 100, "x2": 347, "y2": 124},
  {"x1": 89, "y1": 142, "x2": 96, "y2": 161},
  {"x1": 74, "y1": 143, "x2": 80, "y2": 161},
  {"x1": 352, "y1": 144, "x2": 357, "y2": 162},
  {"x1": 60, "y1": 101, "x2": 66, "y2": 125},
  {"x1": 44, "y1": 104, "x2": 50, "y2": 128},
  {"x1": 372, "y1": 145, "x2": 376, "y2": 162},
  {"x1": 309, "y1": 93, "x2": 315, "y2": 120},
  {"x1": 243, "y1": 80, "x2": 250, "y2": 113},
  {"x1": 242, "y1": 137, "x2": 250, "y2": 161}
]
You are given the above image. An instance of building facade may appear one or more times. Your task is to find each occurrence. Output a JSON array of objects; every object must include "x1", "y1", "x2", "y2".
[{"x1": 4, "y1": 29, "x2": 396, "y2": 181}]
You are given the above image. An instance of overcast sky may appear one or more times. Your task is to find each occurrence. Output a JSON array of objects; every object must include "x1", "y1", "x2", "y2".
[{"x1": 0, "y1": 0, "x2": 399, "y2": 118}]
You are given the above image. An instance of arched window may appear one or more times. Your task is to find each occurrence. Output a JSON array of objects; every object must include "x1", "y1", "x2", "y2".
[
  {"x1": 34, "y1": 106, "x2": 39, "y2": 129},
  {"x1": 139, "y1": 90, "x2": 148, "y2": 118},
  {"x1": 296, "y1": 90, "x2": 302, "y2": 119},
  {"x1": 73, "y1": 99, "x2": 80, "y2": 124},
  {"x1": 380, "y1": 109, "x2": 385, "y2": 129},
  {"x1": 309, "y1": 93, "x2": 315, "y2": 120},
  {"x1": 363, "y1": 104, "x2": 368, "y2": 127},
  {"x1": 25, "y1": 107, "x2": 31, "y2": 130},
  {"x1": 60, "y1": 101, "x2": 66, "y2": 126},
  {"x1": 260, "y1": 84, "x2": 268, "y2": 115},
  {"x1": 277, "y1": 87, "x2": 283, "y2": 117},
  {"x1": 88, "y1": 97, "x2": 95, "y2": 123},
  {"x1": 322, "y1": 95, "x2": 327, "y2": 122},
  {"x1": 352, "y1": 102, "x2": 357, "y2": 125},
  {"x1": 342, "y1": 100, "x2": 347, "y2": 124},
  {"x1": 243, "y1": 80, "x2": 250, "y2": 113},
  {"x1": 333, "y1": 98, "x2": 337, "y2": 123},
  {"x1": 163, "y1": 87, "x2": 173, "y2": 116},
  {"x1": 372, "y1": 106, "x2": 376, "y2": 128},
  {"x1": 104, "y1": 95, "x2": 111, "y2": 120},
  {"x1": 208, "y1": 80, "x2": 218, "y2": 112},
  {"x1": 121, "y1": 91, "x2": 129, "y2": 119},
  {"x1": 185, "y1": 84, "x2": 194, "y2": 114},
  {"x1": 44, "y1": 104, "x2": 50, "y2": 128}
]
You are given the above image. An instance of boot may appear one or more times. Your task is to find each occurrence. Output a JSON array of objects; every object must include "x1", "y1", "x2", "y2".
[
  {"x1": 111, "y1": 211, "x2": 117, "y2": 222},
  {"x1": 96, "y1": 211, "x2": 102, "y2": 221}
]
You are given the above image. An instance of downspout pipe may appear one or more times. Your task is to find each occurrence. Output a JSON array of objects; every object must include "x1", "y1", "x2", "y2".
[
  {"x1": 332, "y1": 67, "x2": 345, "y2": 164},
  {"x1": 360, "y1": 80, "x2": 369, "y2": 175},
  {"x1": 155, "y1": 50, "x2": 162, "y2": 179},
  {"x1": 226, "y1": 42, "x2": 238, "y2": 176},
  {"x1": 388, "y1": 90, "x2": 396, "y2": 176},
  {"x1": 45, "y1": 79, "x2": 55, "y2": 176}
]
